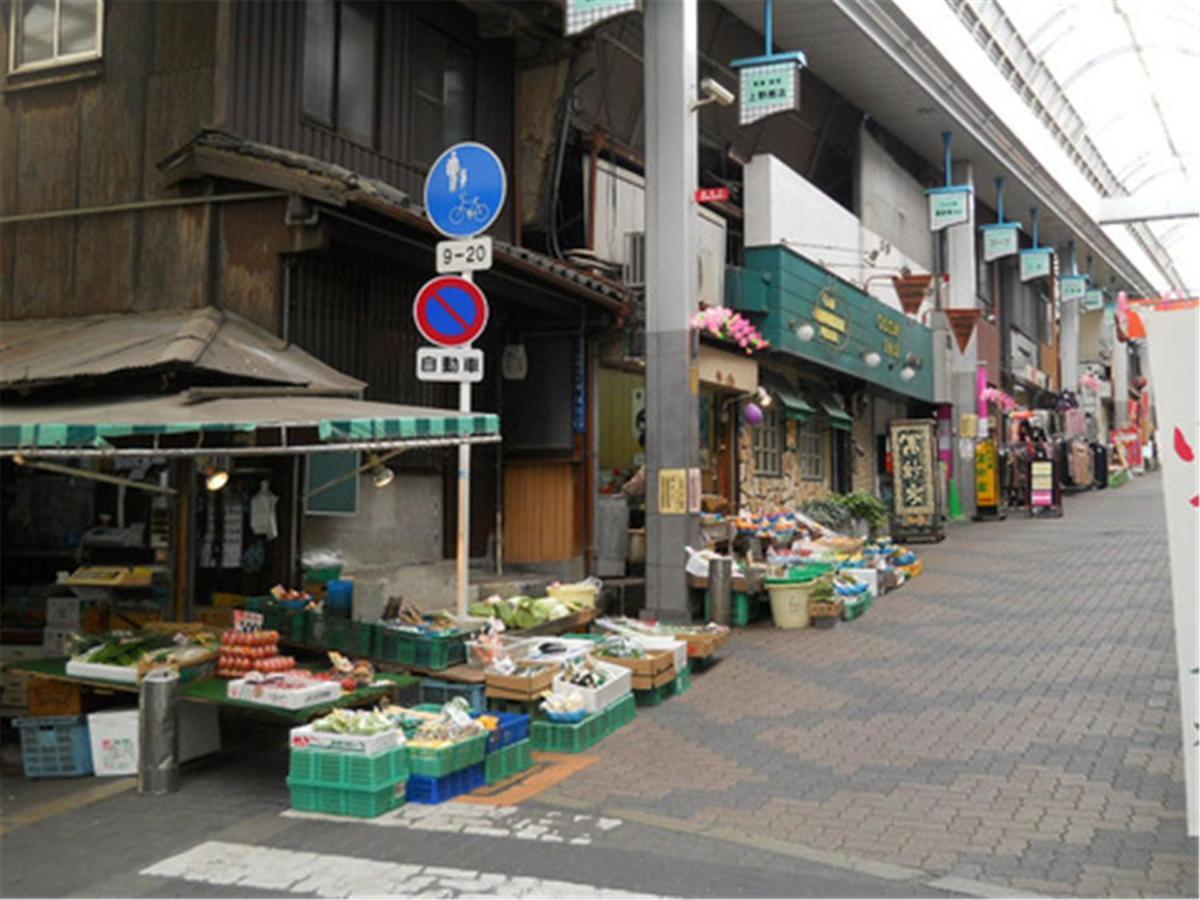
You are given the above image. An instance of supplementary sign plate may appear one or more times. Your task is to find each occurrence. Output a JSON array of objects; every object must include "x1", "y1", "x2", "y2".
[{"x1": 417, "y1": 347, "x2": 484, "y2": 383}]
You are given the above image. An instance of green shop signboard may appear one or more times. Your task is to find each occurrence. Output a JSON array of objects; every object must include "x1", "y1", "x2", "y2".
[
  {"x1": 927, "y1": 186, "x2": 972, "y2": 232},
  {"x1": 729, "y1": 245, "x2": 935, "y2": 403},
  {"x1": 1019, "y1": 248, "x2": 1053, "y2": 282},
  {"x1": 737, "y1": 60, "x2": 801, "y2": 126},
  {"x1": 981, "y1": 223, "x2": 1020, "y2": 262},
  {"x1": 1060, "y1": 275, "x2": 1089, "y2": 303},
  {"x1": 1081, "y1": 289, "x2": 1106, "y2": 312},
  {"x1": 564, "y1": 0, "x2": 639, "y2": 36}
]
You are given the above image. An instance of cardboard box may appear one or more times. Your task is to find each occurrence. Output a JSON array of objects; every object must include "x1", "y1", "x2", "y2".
[
  {"x1": 27, "y1": 677, "x2": 83, "y2": 716},
  {"x1": 88, "y1": 703, "x2": 222, "y2": 777},
  {"x1": 596, "y1": 649, "x2": 674, "y2": 677},
  {"x1": 631, "y1": 666, "x2": 677, "y2": 692},
  {"x1": 227, "y1": 677, "x2": 342, "y2": 710},
  {"x1": 485, "y1": 662, "x2": 559, "y2": 699},
  {"x1": 290, "y1": 724, "x2": 405, "y2": 756}
]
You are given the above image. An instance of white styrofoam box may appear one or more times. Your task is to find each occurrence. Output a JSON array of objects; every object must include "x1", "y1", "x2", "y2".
[
  {"x1": 551, "y1": 660, "x2": 631, "y2": 714},
  {"x1": 629, "y1": 636, "x2": 688, "y2": 674},
  {"x1": 88, "y1": 703, "x2": 223, "y2": 776},
  {"x1": 46, "y1": 596, "x2": 83, "y2": 627},
  {"x1": 523, "y1": 638, "x2": 597, "y2": 666},
  {"x1": 43, "y1": 627, "x2": 75, "y2": 658},
  {"x1": 290, "y1": 724, "x2": 405, "y2": 756},
  {"x1": 227, "y1": 677, "x2": 342, "y2": 710},
  {"x1": 839, "y1": 567, "x2": 878, "y2": 598},
  {"x1": 88, "y1": 709, "x2": 139, "y2": 776},
  {"x1": 66, "y1": 647, "x2": 138, "y2": 683}
]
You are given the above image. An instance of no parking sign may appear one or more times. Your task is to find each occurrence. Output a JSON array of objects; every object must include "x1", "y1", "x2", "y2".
[{"x1": 412, "y1": 275, "x2": 489, "y2": 348}]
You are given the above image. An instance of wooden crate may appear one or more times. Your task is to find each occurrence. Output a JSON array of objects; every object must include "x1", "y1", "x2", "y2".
[
  {"x1": 631, "y1": 666, "x2": 676, "y2": 692},
  {"x1": 484, "y1": 663, "x2": 559, "y2": 700},
  {"x1": 596, "y1": 649, "x2": 673, "y2": 677},
  {"x1": 807, "y1": 600, "x2": 844, "y2": 619}
]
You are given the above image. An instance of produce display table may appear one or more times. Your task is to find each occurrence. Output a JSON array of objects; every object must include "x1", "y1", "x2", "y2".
[
  {"x1": 508, "y1": 608, "x2": 597, "y2": 638},
  {"x1": 9, "y1": 658, "x2": 418, "y2": 724}
]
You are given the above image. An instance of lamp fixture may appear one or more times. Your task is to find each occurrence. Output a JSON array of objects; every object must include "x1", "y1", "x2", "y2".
[
  {"x1": 755, "y1": 386, "x2": 772, "y2": 407},
  {"x1": 369, "y1": 454, "x2": 395, "y2": 489},
  {"x1": 795, "y1": 322, "x2": 815, "y2": 342},
  {"x1": 899, "y1": 365, "x2": 916, "y2": 382},
  {"x1": 201, "y1": 456, "x2": 229, "y2": 492},
  {"x1": 861, "y1": 350, "x2": 882, "y2": 368},
  {"x1": 898, "y1": 352, "x2": 923, "y2": 382}
]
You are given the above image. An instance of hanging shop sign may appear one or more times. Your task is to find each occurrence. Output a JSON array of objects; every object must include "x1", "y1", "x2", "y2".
[
  {"x1": 927, "y1": 186, "x2": 972, "y2": 232},
  {"x1": 734, "y1": 57, "x2": 803, "y2": 125},
  {"x1": 1019, "y1": 248, "x2": 1054, "y2": 282},
  {"x1": 1060, "y1": 274, "x2": 1088, "y2": 303},
  {"x1": 1081, "y1": 288, "x2": 1106, "y2": 312},
  {"x1": 889, "y1": 419, "x2": 944, "y2": 543},
  {"x1": 981, "y1": 223, "x2": 1020, "y2": 262},
  {"x1": 564, "y1": 0, "x2": 639, "y2": 36}
]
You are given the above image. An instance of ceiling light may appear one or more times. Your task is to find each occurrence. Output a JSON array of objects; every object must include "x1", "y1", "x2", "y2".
[
  {"x1": 795, "y1": 322, "x2": 815, "y2": 342},
  {"x1": 370, "y1": 455, "x2": 395, "y2": 489},
  {"x1": 862, "y1": 350, "x2": 882, "y2": 368}
]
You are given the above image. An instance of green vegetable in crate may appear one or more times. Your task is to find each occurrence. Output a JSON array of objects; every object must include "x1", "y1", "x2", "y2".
[
  {"x1": 312, "y1": 708, "x2": 396, "y2": 736},
  {"x1": 596, "y1": 636, "x2": 645, "y2": 659}
]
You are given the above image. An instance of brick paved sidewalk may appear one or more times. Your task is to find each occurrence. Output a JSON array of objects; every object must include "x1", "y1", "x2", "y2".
[{"x1": 551, "y1": 473, "x2": 1198, "y2": 898}]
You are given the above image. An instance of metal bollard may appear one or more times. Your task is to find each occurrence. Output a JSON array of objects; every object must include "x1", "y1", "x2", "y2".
[
  {"x1": 138, "y1": 669, "x2": 180, "y2": 796},
  {"x1": 708, "y1": 556, "x2": 733, "y2": 626}
]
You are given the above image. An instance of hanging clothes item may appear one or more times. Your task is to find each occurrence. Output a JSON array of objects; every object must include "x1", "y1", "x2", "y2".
[{"x1": 250, "y1": 480, "x2": 279, "y2": 541}]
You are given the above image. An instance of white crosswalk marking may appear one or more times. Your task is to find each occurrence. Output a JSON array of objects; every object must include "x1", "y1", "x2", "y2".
[{"x1": 141, "y1": 840, "x2": 663, "y2": 898}]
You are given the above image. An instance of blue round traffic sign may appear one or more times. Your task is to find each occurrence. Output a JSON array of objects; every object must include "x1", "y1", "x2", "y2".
[
  {"x1": 413, "y1": 276, "x2": 489, "y2": 347},
  {"x1": 423, "y1": 142, "x2": 507, "y2": 239}
]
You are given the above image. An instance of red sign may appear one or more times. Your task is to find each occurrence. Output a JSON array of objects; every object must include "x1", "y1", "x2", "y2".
[
  {"x1": 695, "y1": 186, "x2": 730, "y2": 204},
  {"x1": 413, "y1": 276, "x2": 490, "y2": 347}
]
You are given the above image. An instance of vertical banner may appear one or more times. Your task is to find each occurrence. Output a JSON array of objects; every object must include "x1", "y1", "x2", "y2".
[
  {"x1": 1141, "y1": 303, "x2": 1199, "y2": 837},
  {"x1": 889, "y1": 419, "x2": 944, "y2": 542}
]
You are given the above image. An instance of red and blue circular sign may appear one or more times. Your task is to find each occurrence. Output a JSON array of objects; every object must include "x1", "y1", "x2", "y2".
[{"x1": 413, "y1": 275, "x2": 489, "y2": 347}]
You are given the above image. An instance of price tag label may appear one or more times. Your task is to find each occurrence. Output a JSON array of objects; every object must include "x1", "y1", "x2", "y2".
[{"x1": 234, "y1": 610, "x2": 264, "y2": 633}]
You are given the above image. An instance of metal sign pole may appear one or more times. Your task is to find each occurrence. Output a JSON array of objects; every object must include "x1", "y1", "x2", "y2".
[{"x1": 457, "y1": 378, "x2": 471, "y2": 616}]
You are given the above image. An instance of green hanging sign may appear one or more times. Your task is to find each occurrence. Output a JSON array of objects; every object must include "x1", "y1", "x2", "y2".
[
  {"x1": 981, "y1": 223, "x2": 1020, "y2": 262},
  {"x1": 564, "y1": 0, "x2": 639, "y2": 36},
  {"x1": 928, "y1": 187, "x2": 972, "y2": 231},
  {"x1": 1060, "y1": 274, "x2": 1088, "y2": 303},
  {"x1": 1019, "y1": 248, "x2": 1053, "y2": 282},
  {"x1": 1081, "y1": 288, "x2": 1106, "y2": 312}
]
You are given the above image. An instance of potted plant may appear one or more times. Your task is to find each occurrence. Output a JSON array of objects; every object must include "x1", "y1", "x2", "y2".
[
  {"x1": 836, "y1": 492, "x2": 889, "y2": 539},
  {"x1": 807, "y1": 578, "x2": 843, "y2": 629}
]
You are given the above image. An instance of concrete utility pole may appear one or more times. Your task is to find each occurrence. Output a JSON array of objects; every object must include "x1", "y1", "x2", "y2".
[{"x1": 643, "y1": 0, "x2": 700, "y2": 622}]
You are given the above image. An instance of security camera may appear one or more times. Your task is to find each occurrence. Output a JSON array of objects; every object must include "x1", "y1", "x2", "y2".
[{"x1": 693, "y1": 77, "x2": 735, "y2": 110}]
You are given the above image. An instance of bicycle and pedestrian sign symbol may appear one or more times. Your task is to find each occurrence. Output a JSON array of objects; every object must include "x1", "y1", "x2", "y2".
[
  {"x1": 424, "y1": 142, "x2": 506, "y2": 239},
  {"x1": 412, "y1": 275, "x2": 489, "y2": 348}
]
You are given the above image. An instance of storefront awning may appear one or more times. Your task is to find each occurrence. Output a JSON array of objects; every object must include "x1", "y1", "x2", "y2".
[
  {"x1": 0, "y1": 392, "x2": 500, "y2": 456},
  {"x1": 808, "y1": 387, "x2": 853, "y2": 432},
  {"x1": 761, "y1": 374, "x2": 815, "y2": 422}
]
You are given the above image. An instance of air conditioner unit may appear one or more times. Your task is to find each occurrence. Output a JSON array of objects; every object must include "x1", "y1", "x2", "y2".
[{"x1": 624, "y1": 231, "x2": 646, "y2": 288}]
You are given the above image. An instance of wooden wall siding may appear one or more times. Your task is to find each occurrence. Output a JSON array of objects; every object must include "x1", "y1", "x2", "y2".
[
  {"x1": 503, "y1": 462, "x2": 580, "y2": 563},
  {"x1": 1, "y1": 1, "x2": 219, "y2": 321},
  {"x1": 227, "y1": 1, "x2": 515, "y2": 242}
]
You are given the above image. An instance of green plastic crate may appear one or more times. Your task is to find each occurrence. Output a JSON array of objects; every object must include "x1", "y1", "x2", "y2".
[
  {"x1": 634, "y1": 681, "x2": 673, "y2": 707},
  {"x1": 673, "y1": 666, "x2": 692, "y2": 696},
  {"x1": 484, "y1": 739, "x2": 533, "y2": 785},
  {"x1": 530, "y1": 710, "x2": 608, "y2": 753},
  {"x1": 407, "y1": 733, "x2": 487, "y2": 778},
  {"x1": 307, "y1": 615, "x2": 374, "y2": 655},
  {"x1": 486, "y1": 698, "x2": 543, "y2": 717},
  {"x1": 288, "y1": 745, "x2": 408, "y2": 790},
  {"x1": 279, "y1": 609, "x2": 309, "y2": 643},
  {"x1": 604, "y1": 692, "x2": 637, "y2": 732},
  {"x1": 732, "y1": 592, "x2": 768, "y2": 627},
  {"x1": 841, "y1": 592, "x2": 875, "y2": 621},
  {"x1": 287, "y1": 777, "x2": 406, "y2": 818},
  {"x1": 374, "y1": 628, "x2": 466, "y2": 670}
]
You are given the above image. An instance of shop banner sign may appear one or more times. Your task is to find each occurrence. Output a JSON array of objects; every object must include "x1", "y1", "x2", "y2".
[
  {"x1": 981, "y1": 223, "x2": 1020, "y2": 262},
  {"x1": 1029, "y1": 459, "x2": 1054, "y2": 506},
  {"x1": 1141, "y1": 303, "x2": 1199, "y2": 836},
  {"x1": 1081, "y1": 289, "x2": 1106, "y2": 312},
  {"x1": 975, "y1": 438, "x2": 999, "y2": 508},
  {"x1": 891, "y1": 421, "x2": 936, "y2": 516},
  {"x1": 1020, "y1": 248, "x2": 1053, "y2": 282},
  {"x1": 927, "y1": 187, "x2": 972, "y2": 232},
  {"x1": 1060, "y1": 274, "x2": 1089, "y2": 303},
  {"x1": 564, "y1": 0, "x2": 639, "y2": 36}
]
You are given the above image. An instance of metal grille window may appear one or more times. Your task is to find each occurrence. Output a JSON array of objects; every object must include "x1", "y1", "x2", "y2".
[
  {"x1": 9, "y1": 0, "x2": 102, "y2": 73},
  {"x1": 302, "y1": 0, "x2": 378, "y2": 147},
  {"x1": 752, "y1": 405, "x2": 784, "y2": 477},
  {"x1": 798, "y1": 418, "x2": 824, "y2": 481}
]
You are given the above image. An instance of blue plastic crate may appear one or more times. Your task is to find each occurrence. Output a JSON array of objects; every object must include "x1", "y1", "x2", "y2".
[
  {"x1": 472, "y1": 711, "x2": 531, "y2": 752},
  {"x1": 15, "y1": 715, "x2": 93, "y2": 778},
  {"x1": 418, "y1": 678, "x2": 486, "y2": 712},
  {"x1": 406, "y1": 763, "x2": 485, "y2": 804}
]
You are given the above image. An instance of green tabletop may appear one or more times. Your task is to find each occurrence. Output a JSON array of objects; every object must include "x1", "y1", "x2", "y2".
[{"x1": 10, "y1": 657, "x2": 418, "y2": 724}]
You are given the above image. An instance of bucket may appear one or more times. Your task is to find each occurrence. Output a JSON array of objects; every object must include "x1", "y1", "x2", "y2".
[
  {"x1": 325, "y1": 579, "x2": 354, "y2": 618},
  {"x1": 764, "y1": 575, "x2": 822, "y2": 629}
]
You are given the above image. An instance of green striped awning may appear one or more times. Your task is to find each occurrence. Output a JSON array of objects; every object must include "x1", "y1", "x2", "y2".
[
  {"x1": 0, "y1": 394, "x2": 500, "y2": 450},
  {"x1": 761, "y1": 374, "x2": 815, "y2": 422},
  {"x1": 808, "y1": 387, "x2": 853, "y2": 432}
]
